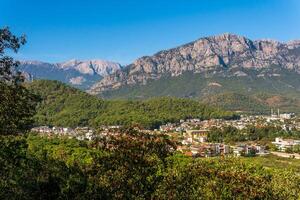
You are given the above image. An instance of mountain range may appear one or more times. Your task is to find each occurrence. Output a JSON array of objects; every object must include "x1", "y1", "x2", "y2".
[
  {"x1": 21, "y1": 33, "x2": 300, "y2": 113},
  {"x1": 19, "y1": 59, "x2": 121, "y2": 89},
  {"x1": 88, "y1": 33, "x2": 300, "y2": 96}
]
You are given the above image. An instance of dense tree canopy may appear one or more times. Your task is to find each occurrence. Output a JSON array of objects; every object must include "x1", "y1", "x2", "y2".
[
  {"x1": 27, "y1": 80, "x2": 239, "y2": 129},
  {"x1": 0, "y1": 27, "x2": 38, "y2": 134},
  {"x1": 1, "y1": 129, "x2": 299, "y2": 199}
]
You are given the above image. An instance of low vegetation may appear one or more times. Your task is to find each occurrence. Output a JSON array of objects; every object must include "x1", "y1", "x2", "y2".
[{"x1": 242, "y1": 154, "x2": 300, "y2": 173}]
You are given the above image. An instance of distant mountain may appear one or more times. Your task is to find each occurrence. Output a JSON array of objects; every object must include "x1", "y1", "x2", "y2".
[
  {"x1": 19, "y1": 59, "x2": 121, "y2": 89},
  {"x1": 88, "y1": 33, "x2": 300, "y2": 95},
  {"x1": 99, "y1": 70, "x2": 300, "y2": 114}
]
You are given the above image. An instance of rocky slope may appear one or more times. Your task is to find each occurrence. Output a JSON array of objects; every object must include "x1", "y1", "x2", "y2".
[
  {"x1": 88, "y1": 33, "x2": 300, "y2": 95},
  {"x1": 19, "y1": 59, "x2": 121, "y2": 89},
  {"x1": 57, "y1": 59, "x2": 121, "y2": 76}
]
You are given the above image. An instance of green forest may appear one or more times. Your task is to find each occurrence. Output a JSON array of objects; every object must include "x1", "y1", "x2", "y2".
[
  {"x1": 26, "y1": 80, "x2": 238, "y2": 129},
  {"x1": 1, "y1": 131, "x2": 300, "y2": 199}
]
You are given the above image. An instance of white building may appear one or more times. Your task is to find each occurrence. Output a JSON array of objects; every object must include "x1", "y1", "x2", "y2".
[
  {"x1": 272, "y1": 137, "x2": 300, "y2": 151},
  {"x1": 279, "y1": 113, "x2": 295, "y2": 120}
]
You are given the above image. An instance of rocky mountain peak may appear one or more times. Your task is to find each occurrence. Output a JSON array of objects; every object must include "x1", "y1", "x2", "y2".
[
  {"x1": 57, "y1": 59, "x2": 121, "y2": 76},
  {"x1": 208, "y1": 33, "x2": 247, "y2": 41},
  {"x1": 20, "y1": 60, "x2": 53, "y2": 67},
  {"x1": 19, "y1": 59, "x2": 121, "y2": 90},
  {"x1": 88, "y1": 34, "x2": 300, "y2": 95},
  {"x1": 58, "y1": 59, "x2": 80, "y2": 67},
  {"x1": 287, "y1": 40, "x2": 300, "y2": 49}
]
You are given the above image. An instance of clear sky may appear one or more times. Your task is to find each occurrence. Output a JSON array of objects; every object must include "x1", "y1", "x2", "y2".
[{"x1": 1, "y1": 0, "x2": 300, "y2": 64}]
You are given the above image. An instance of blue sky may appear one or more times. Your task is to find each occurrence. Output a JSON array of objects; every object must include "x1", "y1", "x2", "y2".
[{"x1": 1, "y1": 0, "x2": 300, "y2": 64}]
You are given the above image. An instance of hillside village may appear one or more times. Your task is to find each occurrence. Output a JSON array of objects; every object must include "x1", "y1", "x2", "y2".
[
  {"x1": 31, "y1": 110, "x2": 300, "y2": 159},
  {"x1": 159, "y1": 111, "x2": 300, "y2": 158}
]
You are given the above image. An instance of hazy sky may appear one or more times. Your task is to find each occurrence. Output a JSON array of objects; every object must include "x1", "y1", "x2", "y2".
[{"x1": 2, "y1": 0, "x2": 300, "y2": 64}]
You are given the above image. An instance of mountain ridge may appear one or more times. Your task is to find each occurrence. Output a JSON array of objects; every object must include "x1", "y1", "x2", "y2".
[
  {"x1": 88, "y1": 33, "x2": 300, "y2": 95},
  {"x1": 19, "y1": 59, "x2": 121, "y2": 89}
]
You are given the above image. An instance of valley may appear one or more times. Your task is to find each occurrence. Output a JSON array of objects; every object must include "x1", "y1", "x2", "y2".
[{"x1": 2, "y1": 8, "x2": 300, "y2": 197}]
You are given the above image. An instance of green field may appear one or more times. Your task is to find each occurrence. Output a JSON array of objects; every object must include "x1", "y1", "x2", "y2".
[{"x1": 242, "y1": 154, "x2": 300, "y2": 173}]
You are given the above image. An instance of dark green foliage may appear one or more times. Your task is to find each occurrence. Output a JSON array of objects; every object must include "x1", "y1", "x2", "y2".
[
  {"x1": 155, "y1": 158, "x2": 268, "y2": 199},
  {"x1": 27, "y1": 80, "x2": 238, "y2": 129},
  {"x1": 0, "y1": 27, "x2": 39, "y2": 134},
  {"x1": 0, "y1": 135, "x2": 87, "y2": 199},
  {"x1": 207, "y1": 125, "x2": 300, "y2": 143},
  {"x1": 207, "y1": 126, "x2": 243, "y2": 143},
  {"x1": 1, "y1": 128, "x2": 177, "y2": 199},
  {"x1": 27, "y1": 79, "x2": 105, "y2": 127},
  {"x1": 86, "y1": 127, "x2": 176, "y2": 199},
  {"x1": 155, "y1": 156, "x2": 300, "y2": 200},
  {"x1": 1, "y1": 131, "x2": 299, "y2": 199},
  {"x1": 0, "y1": 83, "x2": 39, "y2": 134}
]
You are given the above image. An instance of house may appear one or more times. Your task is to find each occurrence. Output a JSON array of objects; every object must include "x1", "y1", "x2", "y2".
[
  {"x1": 233, "y1": 146, "x2": 244, "y2": 157},
  {"x1": 272, "y1": 137, "x2": 300, "y2": 151},
  {"x1": 182, "y1": 138, "x2": 193, "y2": 145},
  {"x1": 190, "y1": 146, "x2": 201, "y2": 157},
  {"x1": 232, "y1": 144, "x2": 266, "y2": 157},
  {"x1": 279, "y1": 113, "x2": 295, "y2": 120},
  {"x1": 189, "y1": 143, "x2": 231, "y2": 157},
  {"x1": 31, "y1": 126, "x2": 52, "y2": 134},
  {"x1": 75, "y1": 127, "x2": 94, "y2": 140},
  {"x1": 198, "y1": 144, "x2": 216, "y2": 157},
  {"x1": 184, "y1": 130, "x2": 208, "y2": 143},
  {"x1": 215, "y1": 143, "x2": 230, "y2": 155}
]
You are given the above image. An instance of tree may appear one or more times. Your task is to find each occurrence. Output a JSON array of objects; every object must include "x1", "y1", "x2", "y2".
[
  {"x1": 88, "y1": 127, "x2": 177, "y2": 199},
  {"x1": 285, "y1": 147, "x2": 293, "y2": 154},
  {"x1": 293, "y1": 144, "x2": 300, "y2": 154},
  {"x1": 0, "y1": 27, "x2": 39, "y2": 134}
]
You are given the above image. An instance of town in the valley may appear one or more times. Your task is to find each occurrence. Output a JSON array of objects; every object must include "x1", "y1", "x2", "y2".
[{"x1": 32, "y1": 109, "x2": 300, "y2": 159}]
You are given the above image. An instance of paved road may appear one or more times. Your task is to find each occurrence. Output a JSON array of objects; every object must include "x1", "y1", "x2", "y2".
[{"x1": 271, "y1": 151, "x2": 300, "y2": 159}]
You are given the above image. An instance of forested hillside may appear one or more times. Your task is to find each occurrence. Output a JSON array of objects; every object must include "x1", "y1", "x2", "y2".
[
  {"x1": 201, "y1": 92, "x2": 269, "y2": 114},
  {"x1": 100, "y1": 71, "x2": 300, "y2": 114},
  {"x1": 26, "y1": 80, "x2": 238, "y2": 129},
  {"x1": 202, "y1": 92, "x2": 300, "y2": 114},
  {"x1": 1, "y1": 130, "x2": 299, "y2": 199}
]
